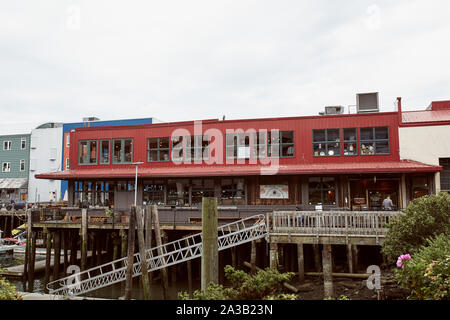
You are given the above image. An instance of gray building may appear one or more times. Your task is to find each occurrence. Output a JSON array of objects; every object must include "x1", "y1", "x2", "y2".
[{"x1": 0, "y1": 134, "x2": 31, "y2": 202}]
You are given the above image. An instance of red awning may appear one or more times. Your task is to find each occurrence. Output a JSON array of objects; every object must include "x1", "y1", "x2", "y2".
[{"x1": 35, "y1": 160, "x2": 441, "y2": 180}]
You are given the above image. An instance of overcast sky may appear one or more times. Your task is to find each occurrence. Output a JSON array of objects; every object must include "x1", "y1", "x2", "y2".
[{"x1": 1, "y1": 1, "x2": 449, "y2": 135}]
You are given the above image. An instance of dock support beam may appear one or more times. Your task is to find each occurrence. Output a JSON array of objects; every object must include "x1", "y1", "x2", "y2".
[
  {"x1": 124, "y1": 206, "x2": 137, "y2": 300},
  {"x1": 322, "y1": 244, "x2": 334, "y2": 299},
  {"x1": 53, "y1": 231, "x2": 61, "y2": 281},
  {"x1": 152, "y1": 205, "x2": 169, "y2": 299},
  {"x1": 44, "y1": 228, "x2": 52, "y2": 293},
  {"x1": 250, "y1": 241, "x2": 257, "y2": 274},
  {"x1": 144, "y1": 205, "x2": 153, "y2": 283},
  {"x1": 201, "y1": 197, "x2": 218, "y2": 292},
  {"x1": 347, "y1": 244, "x2": 354, "y2": 274},
  {"x1": 136, "y1": 206, "x2": 151, "y2": 300},
  {"x1": 313, "y1": 244, "x2": 321, "y2": 272},
  {"x1": 28, "y1": 230, "x2": 37, "y2": 292},
  {"x1": 80, "y1": 209, "x2": 88, "y2": 272},
  {"x1": 297, "y1": 244, "x2": 305, "y2": 283},
  {"x1": 269, "y1": 242, "x2": 278, "y2": 270}
]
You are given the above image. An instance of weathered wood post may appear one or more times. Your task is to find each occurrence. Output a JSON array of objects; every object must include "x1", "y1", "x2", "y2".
[
  {"x1": 297, "y1": 244, "x2": 305, "y2": 283},
  {"x1": 352, "y1": 245, "x2": 359, "y2": 273},
  {"x1": 231, "y1": 247, "x2": 237, "y2": 268},
  {"x1": 269, "y1": 243, "x2": 279, "y2": 270},
  {"x1": 185, "y1": 238, "x2": 193, "y2": 298},
  {"x1": 136, "y1": 206, "x2": 151, "y2": 300},
  {"x1": 152, "y1": 204, "x2": 169, "y2": 299},
  {"x1": 201, "y1": 197, "x2": 218, "y2": 291},
  {"x1": 63, "y1": 231, "x2": 69, "y2": 277},
  {"x1": 28, "y1": 229, "x2": 37, "y2": 292},
  {"x1": 81, "y1": 209, "x2": 88, "y2": 272},
  {"x1": 144, "y1": 205, "x2": 153, "y2": 283},
  {"x1": 70, "y1": 230, "x2": 77, "y2": 266},
  {"x1": 250, "y1": 241, "x2": 257, "y2": 274},
  {"x1": 120, "y1": 229, "x2": 127, "y2": 293},
  {"x1": 124, "y1": 206, "x2": 137, "y2": 300},
  {"x1": 53, "y1": 231, "x2": 61, "y2": 281},
  {"x1": 44, "y1": 228, "x2": 52, "y2": 293},
  {"x1": 322, "y1": 243, "x2": 334, "y2": 299},
  {"x1": 347, "y1": 244, "x2": 354, "y2": 273},
  {"x1": 313, "y1": 244, "x2": 321, "y2": 272},
  {"x1": 23, "y1": 210, "x2": 31, "y2": 288}
]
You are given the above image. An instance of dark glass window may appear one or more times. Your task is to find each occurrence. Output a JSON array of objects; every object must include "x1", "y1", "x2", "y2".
[
  {"x1": 147, "y1": 137, "x2": 170, "y2": 162},
  {"x1": 79, "y1": 140, "x2": 97, "y2": 164},
  {"x1": 100, "y1": 140, "x2": 110, "y2": 164},
  {"x1": 221, "y1": 178, "x2": 246, "y2": 205},
  {"x1": 191, "y1": 179, "x2": 215, "y2": 206},
  {"x1": 440, "y1": 158, "x2": 450, "y2": 191},
  {"x1": 167, "y1": 179, "x2": 189, "y2": 206},
  {"x1": 171, "y1": 136, "x2": 184, "y2": 161},
  {"x1": 186, "y1": 135, "x2": 209, "y2": 161},
  {"x1": 226, "y1": 133, "x2": 250, "y2": 159},
  {"x1": 343, "y1": 128, "x2": 357, "y2": 156},
  {"x1": 251, "y1": 131, "x2": 267, "y2": 159},
  {"x1": 268, "y1": 131, "x2": 294, "y2": 158},
  {"x1": 143, "y1": 180, "x2": 165, "y2": 205},
  {"x1": 112, "y1": 139, "x2": 133, "y2": 163},
  {"x1": 313, "y1": 129, "x2": 340, "y2": 157},
  {"x1": 308, "y1": 177, "x2": 336, "y2": 205},
  {"x1": 360, "y1": 127, "x2": 389, "y2": 155}
]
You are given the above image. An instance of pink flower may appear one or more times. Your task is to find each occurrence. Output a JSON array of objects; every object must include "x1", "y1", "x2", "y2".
[{"x1": 396, "y1": 254, "x2": 411, "y2": 269}]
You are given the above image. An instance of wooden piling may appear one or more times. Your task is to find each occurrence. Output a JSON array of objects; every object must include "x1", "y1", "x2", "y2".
[
  {"x1": 297, "y1": 244, "x2": 305, "y2": 283},
  {"x1": 28, "y1": 230, "x2": 37, "y2": 292},
  {"x1": 347, "y1": 244, "x2": 354, "y2": 274},
  {"x1": 185, "y1": 238, "x2": 193, "y2": 298},
  {"x1": 250, "y1": 241, "x2": 257, "y2": 274},
  {"x1": 22, "y1": 210, "x2": 31, "y2": 288},
  {"x1": 81, "y1": 209, "x2": 88, "y2": 272},
  {"x1": 269, "y1": 242, "x2": 278, "y2": 270},
  {"x1": 144, "y1": 205, "x2": 153, "y2": 283},
  {"x1": 322, "y1": 243, "x2": 334, "y2": 299},
  {"x1": 53, "y1": 231, "x2": 61, "y2": 281},
  {"x1": 70, "y1": 230, "x2": 77, "y2": 266},
  {"x1": 124, "y1": 206, "x2": 137, "y2": 300},
  {"x1": 313, "y1": 243, "x2": 321, "y2": 272},
  {"x1": 231, "y1": 247, "x2": 237, "y2": 268},
  {"x1": 44, "y1": 229, "x2": 52, "y2": 293},
  {"x1": 152, "y1": 205, "x2": 169, "y2": 299},
  {"x1": 201, "y1": 197, "x2": 218, "y2": 292},
  {"x1": 136, "y1": 206, "x2": 151, "y2": 300},
  {"x1": 63, "y1": 231, "x2": 69, "y2": 276}
]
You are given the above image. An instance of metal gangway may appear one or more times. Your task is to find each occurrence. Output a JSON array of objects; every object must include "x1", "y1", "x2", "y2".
[{"x1": 47, "y1": 215, "x2": 267, "y2": 297}]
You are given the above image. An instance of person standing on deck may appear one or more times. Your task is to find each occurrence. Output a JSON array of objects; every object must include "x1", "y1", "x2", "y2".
[{"x1": 382, "y1": 195, "x2": 394, "y2": 211}]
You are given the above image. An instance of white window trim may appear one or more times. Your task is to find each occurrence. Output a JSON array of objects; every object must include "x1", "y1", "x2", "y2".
[
  {"x1": 21, "y1": 138, "x2": 26, "y2": 150},
  {"x1": 3, "y1": 141, "x2": 12, "y2": 150},
  {"x1": 66, "y1": 135, "x2": 70, "y2": 147},
  {"x1": 2, "y1": 162, "x2": 11, "y2": 172},
  {"x1": 20, "y1": 159, "x2": 25, "y2": 171}
]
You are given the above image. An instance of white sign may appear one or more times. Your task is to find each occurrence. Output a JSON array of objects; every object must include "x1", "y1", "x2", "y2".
[{"x1": 260, "y1": 185, "x2": 289, "y2": 199}]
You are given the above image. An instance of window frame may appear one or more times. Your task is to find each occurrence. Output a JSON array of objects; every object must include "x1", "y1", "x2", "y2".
[
  {"x1": 343, "y1": 128, "x2": 358, "y2": 156},
  {"x1": 312, "y1": 129, "x2": 341, "y2": 157},
  {"x1": 268, "y1": 131, "x2": 295, "y2": 158},
  {"x1": 147, "y1": 137, "x2": 170, "y2": 163},
  {"x1": 2, "y1": 162, "x2": 11, "y2": 172},
  {"x1": 112, "y1": 138, "x2": 133, "y2": 164},
  {"x1": 251, "y1": 131, "x2": 267, "y2": 159},
  {"x1": 20, "y1": 159, "x2": 25, "y2": 172},
  {"x1": 360, "y1": 126, "x2": 390, "y2": 156},
  {"x1": 3, "y1": 141, "x2": 12, "y2": 151},
  {"x1": 21, "y1": 138, "x2": 27, "y2": 150},
  {"x1": 171, "y1": 136, "x2": 184, "y2": 162},
  {"x1": 308, "y1": 177, "x2": 336, "y2": 205},
  {"x1": 226, "y1": 133, "x2": 251, "y2": 160},
  {"x1": 186, "y1": 135, "x2": 210, "y2": 161},
  {"x1": 78, "y1": 140, "x2": 98, "y2": 165},
  {"x1": 99, "y1": 139, "x2": 111, "y2": 165}
]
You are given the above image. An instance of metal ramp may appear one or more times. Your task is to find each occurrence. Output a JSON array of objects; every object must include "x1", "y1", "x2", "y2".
[{"x1": 47, "y1": 214, "x2": 267, "y2": 297}]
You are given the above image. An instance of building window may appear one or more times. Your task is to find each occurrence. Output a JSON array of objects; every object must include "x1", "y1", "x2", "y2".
[
  {"x1": 313, "y1": 129, "x2": 340, "y2": 157},
  {"x1": 308, "y1": 177, "x2": 336, "y2": 205},
  {"x1": 20, "y1": 160, "x2": 25, "y2": 171},
  {"x1": 65, "y1": 158, "x2": 70, "y2": 170},
  {"x1": 79, "y1": 140, "x2": 98, "y2": 164},
  {"x1": 100, "y1": 140, "x2": 110, "y2": 164},
  {"x1": 226, "y1": 133, "x2": 250, "y2": 160},
  {"x1": 343, "y1": 128, "x2": 357, "y2": 156},
  {"x1": 21, "y1": 138, "x2": 27, "y2": 150},
  {"x1": 74, "y1": 181, "x2": 114, "y2": 207},
  {"x1": 148, "y1": 137, "x2": 170, "y2": 162},
  {"x1": 360, "y1": 127, "x2": 389, "y2": 155},
  {"x1": 171, "y1": 136, "x2": 184, "y2": 162},
  {"x1": 268, "y1": 131, "x2": 295, "y2": 158},
  {"x1": 113, "y1": 139, "x2": 133, "y2": 164},
  {"x1": 186, "y1": 135, "x2": 209, "y2": 161},
  {"x1": 66, "y1": 135, "x2": 70, "y2": 147},
  {"x1": 167, "y1": 179, "x2": 189, "y2": 206},
  {"x1": 191, "y1": 179, "x2": 215, "y2": 205},
  {"x1": 143, "y1": 180, "x2": 165, "y2": 205},
  {"x1": 3, "y1": 141, "x2": 11, "y2": 150},
  {"x1": 221, "y1": 178, "x2": 245, "y2": 205},
  {"x1": 251, "y1": 131, "x2": 267, "y2": 158},
  {"x1": 439, "y1": 158, "x2": 450, "y2": 191},
  {"x1": 2, "y1": 162, "x2": 11, "y2": 172}
]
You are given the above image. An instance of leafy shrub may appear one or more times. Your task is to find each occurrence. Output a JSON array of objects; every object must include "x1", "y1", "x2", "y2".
[
  {"x1": 179, "y1": 265, "x2": 297, "y2": 300},
  {"x1": 0, "y1": 268, "x2": 20, "y2": 300},
  {"x1": 394, "y1": 234, "x2": 450, "y2": 300},
  {"x1": 382, "y1": 193, "x2": 450, "y2": 262}
]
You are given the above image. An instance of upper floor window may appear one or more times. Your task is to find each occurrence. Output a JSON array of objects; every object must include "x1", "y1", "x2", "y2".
[
  {"x1": 226, "y1": 133, "x2": 250, "y2": 159},
  {"x1": 186, "y1": 135, "x2": 209, "y2": 161},
  {"x1": 21, "y1": 138, "x2": 27, "y2": 150},
  {"x1": 439, "y1": 158, "x2": 450, "y2": 191},
  {"x1": 79, "y1": 140, "x2": 97, "y2": 164},
  {"x1": 313, "y1": 129, "x2": 340, "y2": 157},
  {"x1": 65, "y1": 158, "x2": 70, "y2": 170},
  {"x1": 251, "y1": 131, "x2": 267, "y2": 158},
  {"x1": 268, "y1": 131, "x2": 294, "y2": 158},
  {"x1": 3, "y1": 141, "x2": 11, "y2": 150},
  {"x1": 171, "y1": 136, "x2": 184, "y2": 162},
  {"x1": 360, "y1": 127, "x2": 389, "y2": 155},
  {"x1": 148, "y1": 137, "x2": 170, "y2": 162},
  {"x1": 66, "y1": 135, "x2": 70, "y2": 147},
  {"x1": 20, "y1": 159, "x2": 25, "y2": 171},
  {"x1": 343, "y1": 128, "x2": 357, "y2": 156},
  {"x1": 100, "y1": 140, "x2": 110, "y2": 164},
  {"x1": 2, "y1": 162, "x2": 11, "y2": 172},
  {"x1": 113, "y1": 139, "x2": 133, "y2": 164}
]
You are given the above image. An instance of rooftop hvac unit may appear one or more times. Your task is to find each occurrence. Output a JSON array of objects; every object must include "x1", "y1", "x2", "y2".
[
  {"x1": 319, "y1": 106, "x2": 345, "y2": 115},
  {"x1": 82, "y1": 117, "x2": 100, "y2": 122},
  {"x1": 356, "y1": 92, "x2": 379, "y2": 113}
]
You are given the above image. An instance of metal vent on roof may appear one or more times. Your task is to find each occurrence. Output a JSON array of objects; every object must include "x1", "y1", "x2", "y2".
[
  {"x1": 82, "y1": 117, "x2": 100, "y2": 122},
  {"x1": 319, "y1": 106, "x2": 345, "y2": 115},
  {"x1": 356, "y1": 92, "x2": 379, "y2": 113}
]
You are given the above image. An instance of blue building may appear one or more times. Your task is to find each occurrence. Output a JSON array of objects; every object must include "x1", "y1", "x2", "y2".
[{"x1": 60, "y1": 117, "x2": 159, "y2": 200}]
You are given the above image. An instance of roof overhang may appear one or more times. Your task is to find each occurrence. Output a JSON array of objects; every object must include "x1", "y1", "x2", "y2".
[{"x1": 35, "y1": 160, "x2": 442, "y2": 180}]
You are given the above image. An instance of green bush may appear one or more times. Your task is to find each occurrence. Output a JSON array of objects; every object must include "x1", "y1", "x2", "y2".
[
  {"x1": 179, "y1": 265, "x2": 297, "y2": 300},
  {"x1": 382, "y1": 193, "x2": 450, "y2": 262},
  {"x1": 0, "y1": 268, "x2": 20, "y2": 300},
  {"x1": 394, "y1": 234, "x2": 450, "y2": 300}
]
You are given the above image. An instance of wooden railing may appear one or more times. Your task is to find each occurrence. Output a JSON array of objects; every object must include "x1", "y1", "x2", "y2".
[{"x1": 268, "y1": 211, "x2": 400, "y2": 240}]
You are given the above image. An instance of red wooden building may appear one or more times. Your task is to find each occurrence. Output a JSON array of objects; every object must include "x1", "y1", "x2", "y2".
[{"x1": 36, "y1": 107, "x2": 441, "y2": 214}]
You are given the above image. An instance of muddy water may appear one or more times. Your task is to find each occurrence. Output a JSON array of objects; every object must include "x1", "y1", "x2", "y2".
[{"x1": 1, "y1": 254, "x2": 198, "y2": 300}]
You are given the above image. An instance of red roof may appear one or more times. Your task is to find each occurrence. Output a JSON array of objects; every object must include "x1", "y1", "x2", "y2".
[
  {"x1": 35, "y1": 160, "x2": 441, "y2": 180},
  {"x1": 402, "y1": 109, "x2": 450, "y2": 125}
]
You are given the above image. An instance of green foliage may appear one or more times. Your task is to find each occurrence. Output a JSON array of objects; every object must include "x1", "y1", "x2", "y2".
[
  {"x1": 0, "y1": 267, "x2": 20, "y2": 300},
  {"x1": 179, "y1": 265, "x2": 297, "y2": 300},
  {"x1": 382, "y1": 193, "x2": 450, "y2": 262},
  {"x1": 394, "y1": 234, "x2": 450, "y2": 300}
]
